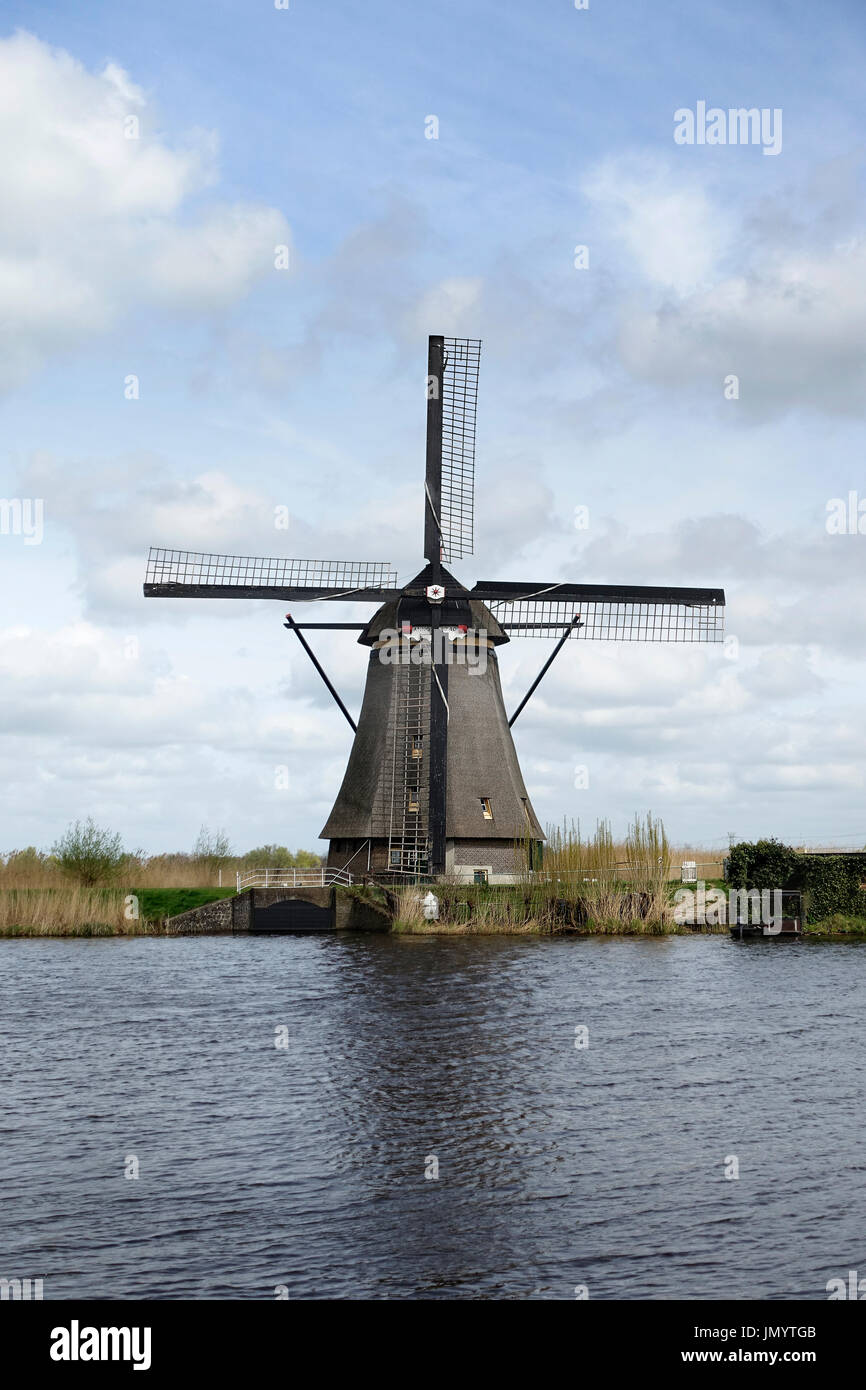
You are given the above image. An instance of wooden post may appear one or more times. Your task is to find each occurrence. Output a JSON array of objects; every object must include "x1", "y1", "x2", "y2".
[
  {"x1": 429, "y1": 607, "x2": 448, "y2": 879},
  {"x1": 425, "y1": 335, "x2": 448, "y2": 877},
  {"x1": 424, "y1": 335, "x2": 445, "y2": 571}
]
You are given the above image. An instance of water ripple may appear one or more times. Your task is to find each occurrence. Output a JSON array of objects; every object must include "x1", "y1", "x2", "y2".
[{"x1": 1, "y1": 933, "x2": 863, "y2": 1299}]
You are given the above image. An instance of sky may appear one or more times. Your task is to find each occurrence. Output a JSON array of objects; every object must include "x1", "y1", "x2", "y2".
[{"x1": 1, "y1": 0, "x2": 865, "y2": 858}]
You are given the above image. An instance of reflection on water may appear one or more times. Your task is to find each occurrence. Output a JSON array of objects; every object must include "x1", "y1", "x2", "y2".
[{"x1": 1, "y1": 933, "x2": 864, "y2": 1299}]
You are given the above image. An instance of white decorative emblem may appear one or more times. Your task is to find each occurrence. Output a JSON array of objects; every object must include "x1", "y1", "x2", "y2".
[{"x1": 425, "y1": 584, "x2": 445, "y2": 601}]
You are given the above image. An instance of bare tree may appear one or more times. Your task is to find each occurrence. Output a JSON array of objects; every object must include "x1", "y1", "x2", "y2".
[{"x1": 192, "y1": 825, "x2": 232, "y2": 871}]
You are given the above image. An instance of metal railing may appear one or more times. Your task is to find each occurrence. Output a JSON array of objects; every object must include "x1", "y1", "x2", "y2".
[{"x1": 236, "y1": 868, "x2": 353, "y2": 890}]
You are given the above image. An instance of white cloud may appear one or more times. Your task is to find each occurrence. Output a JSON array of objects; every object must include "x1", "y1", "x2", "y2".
[
  {"x1": 582, "y1": 152, "x2": 866, "y2": 417},
  {"x1": 0, "y1": 31, "x2": 290, "y2": 389},
  {"x1": 618, "y1": 238, "x2": 866, "y2": 415},
  {"x1": 407, "y1": 277, "x2": 484, "y2": 338},
  {"x1": 582, "y1": 156, "x2": 732, "y2": 295},
  {"x1": 0, "y1": 616, "x2": 350, "y2": 852},
  {"x1": 13, "y1": 452, "x2": 429, "y2": 623}
]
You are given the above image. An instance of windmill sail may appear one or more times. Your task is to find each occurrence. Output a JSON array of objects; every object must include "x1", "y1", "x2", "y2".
[
  {"x1": 439, "y1": 337, "x2": 481, "y2": 562},
  {"x1": 473, "y1": 581, "x2": 725, "y2": 641},
  {"x1": 144, "y1": 548, "x2": 399, "y2": 601}
]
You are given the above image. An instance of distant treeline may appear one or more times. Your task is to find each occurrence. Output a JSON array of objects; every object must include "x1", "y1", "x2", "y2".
[{"x1": 1, "y1": 820, "x2": 324, "y2": 890}]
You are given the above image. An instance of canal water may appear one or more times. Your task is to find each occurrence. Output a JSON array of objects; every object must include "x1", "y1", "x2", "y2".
[{"x1": 1, "y1": 933, "x2": 864, "y2": 1300}]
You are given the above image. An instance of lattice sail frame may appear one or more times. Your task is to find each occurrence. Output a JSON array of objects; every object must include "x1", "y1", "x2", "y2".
[
  {"x1": 492, "y1": 598, "x2": 725, "y2": 641},
  {"x1": 145, "y1": 548, "x2": 397, "y2": 593},
  {"x1": 439, "y1": 337, "x2": 481, "y2": 562}
]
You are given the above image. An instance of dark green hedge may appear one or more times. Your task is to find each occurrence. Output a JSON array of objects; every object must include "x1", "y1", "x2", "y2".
[
  {"x1": 727, "y1": 840, "x2": 866, "y2": 923},
  {"x1": 799, "y1": 856, "x2": 866, "y2": 923},
  {"x1": 727, "y1": 838, "x2": 801, "y2": 891}
]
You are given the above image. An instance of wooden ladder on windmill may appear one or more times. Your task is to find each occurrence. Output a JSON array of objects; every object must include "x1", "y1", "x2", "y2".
[{"x1": 387, "y1": 651, "x2": 430, "y2": 876}]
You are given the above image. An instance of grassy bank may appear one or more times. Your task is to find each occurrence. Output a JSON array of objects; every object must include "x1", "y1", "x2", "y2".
[
  {"x1": 3, "y1": 888, "x2": 864, "y2": 938},
  {"x1": 136, "y1": 888, "x2": 236, "y2": 922},
  {"x1": 391, "y1": 888, "x2": 866, "y2": 938},
  {"x1": 0, "y1": 887, "x2": 236, "y2": 937},
  {"x1": 391, "y1": 884, "x2": 711, "y2": 939},
  {"x1": 391, "y1": 883, "x2": 709, "y2": 935},
  {"x1": 804, "y1": 914, "x2": 866, "y2": 937}
]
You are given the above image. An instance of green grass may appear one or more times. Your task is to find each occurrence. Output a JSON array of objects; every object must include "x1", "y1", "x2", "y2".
[
  {"x1": 805, "y1": 914, "x2": 866, "y2": 937},
  {"x1": 135, "y1": 888, "x2": 237, "y2": 924},
  {"x1": 0, "y1": 886, "x2": 239, "y2": 935},
  {"x1": 673, "y1": 879, "x2": 729, "y2": 895}
]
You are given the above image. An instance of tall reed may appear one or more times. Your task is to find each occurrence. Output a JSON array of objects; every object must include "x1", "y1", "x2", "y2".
[
  {"x1": 625, "y1": 811, "x2": 672, "y2": 922},
  {"x1": 392, "y1": 886, "x2": 426, "y2": 929},
  {"x1": 518, "y1": 813, "x2": 676, "y2": 932},
  {"x1": 0, "y1": 885, "x2": 159, "y2": 936}
]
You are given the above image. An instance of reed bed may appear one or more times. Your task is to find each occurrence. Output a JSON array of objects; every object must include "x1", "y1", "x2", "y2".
[
  {"x1": 0, "y1": 885, "x2": 163, "y2": 937},
  {"x1": 514, "y1": 813, "x2": 676, "y2": 932},
  {"x1": 394, "y1": 815, "x2": 688, "y2": 935},
  {"x1": 393, "y1": 886, "x2": 426, "y2": 929},
  {"x1": 669, "y1": 846, "x2": 726, "y2": 880},
  {"x1": 392, "y1": 884, "x2": 548, "y2": 934}
]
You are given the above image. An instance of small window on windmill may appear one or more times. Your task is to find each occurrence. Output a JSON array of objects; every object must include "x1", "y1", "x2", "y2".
[
  {"x1": 681, "y1": 861, "x2": 697, "y2": 883},
  {"x1": 389, "y1": 849, "x2": 401, "y2": 868},
  {"x1": 480, "y1": 797, "x2": 493, "y2": 820},
  {"x1": 474, "y1": 869, "x2": 488, "y2": 885},
  {"x1": 411, "y1": 736, "x2": 423, "y2": 759},
  {"x1": 408, "y1": 793, "x2": 420, "y2": 812}
]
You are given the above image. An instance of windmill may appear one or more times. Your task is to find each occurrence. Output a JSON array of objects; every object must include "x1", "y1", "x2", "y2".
[{"x1": 144, "y1": 335, "x2": 725, "y2": 883}]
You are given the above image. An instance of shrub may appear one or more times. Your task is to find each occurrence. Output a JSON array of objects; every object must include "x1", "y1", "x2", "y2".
[
  {"x1": 727, "y1": 839, "x2": 866, "y2": 922},
  {"x1": 727, "y1": 838, "x2": 800, "y2": 891},
  {"x1": 51, "y1": 818, "x2": 126, "y2": 887}
]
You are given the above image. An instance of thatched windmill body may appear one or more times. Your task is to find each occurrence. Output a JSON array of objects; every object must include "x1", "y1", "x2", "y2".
[{"x1": 144, "y1": 336, "x2": 725, "y2": 882}]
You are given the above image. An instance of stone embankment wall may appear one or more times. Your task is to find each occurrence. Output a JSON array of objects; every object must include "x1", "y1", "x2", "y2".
[
  {"x1": 165, "y1": 896, "x2": 235, "y2": 935},
  {"x1": 166, "y1": 887, "x2": 391, "y2": 934},
  {"x1": 335, "y1": 892, "x2": 391, "y2": 931}
]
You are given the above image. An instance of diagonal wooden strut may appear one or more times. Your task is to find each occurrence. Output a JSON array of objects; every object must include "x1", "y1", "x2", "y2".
[
  {"x1": 283, "y1": 614, "x2": 357, "y2": 733},
  {"x1": 508, "y1": 615, "x2": 583, "y2": 727}
]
